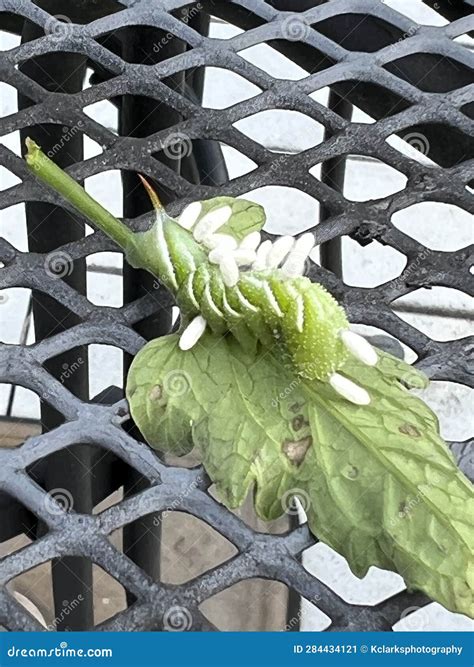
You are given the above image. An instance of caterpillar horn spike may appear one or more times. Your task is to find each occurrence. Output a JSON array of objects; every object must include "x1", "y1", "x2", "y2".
[{"x1": 138, "y1": 175, "x2": 164, "y2": 213}]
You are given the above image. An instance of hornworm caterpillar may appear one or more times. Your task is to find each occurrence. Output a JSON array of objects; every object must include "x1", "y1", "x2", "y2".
[
  {"x1": 128, "y1": 177, "x2": 378, "y2": 406},
  {"x1": 24, "y1": 141, "x2": 474, "y2": 619}
]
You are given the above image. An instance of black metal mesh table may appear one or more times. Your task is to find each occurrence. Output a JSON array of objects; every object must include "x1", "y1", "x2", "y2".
[{"x1": 0, "y1": 0, "x2": 472, "y2": 632}]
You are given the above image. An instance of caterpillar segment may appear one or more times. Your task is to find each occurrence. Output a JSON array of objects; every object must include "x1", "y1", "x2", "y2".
[{"x1": 135, "y1": 178, "x2": 376, "y2": 405}]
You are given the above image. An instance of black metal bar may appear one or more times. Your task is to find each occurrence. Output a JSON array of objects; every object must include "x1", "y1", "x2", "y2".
[
  {"x1": 319, "y1": 90, "x2": 352, "y2": 278},
  {"x1": 18, "y1": 0, "x2": 93, "y2": 633}
]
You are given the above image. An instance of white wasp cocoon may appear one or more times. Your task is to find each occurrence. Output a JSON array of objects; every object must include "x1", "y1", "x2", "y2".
[
  {"x1": 281, "y1": 233, "x2": 314, "y2": 277},
  {"x1": 281, "y1": 260, "x2": 305, "y2": 278},
  {"x1": 179, "y1": 315, "x2": 207, "y2": 350},
  {"x1": 340, "y1": 330, "x2": 378, "y2": 367},
  {"x1": 193, "y1": 206, "x2": 233, "y2": 242},
  {"x1": 178, "y1": 202, "x2": 202, "y2": 230},
  {"x1": 266, "y1": 236, "x2": 295, "y2": 268},
  {"x1": 239, "y1": 231, "x2": 261, "y2": 251},
  {"x1": 209, "y1": 246, "x2": 230, "y2": 265},
  {"x1": 233, "y1": 248, "x2": 257, "y2": 266},
  {"x1": 219, "y1": 254, "x2": 240, "y2": 287},
  {"x1": 203, "y1": 233, "x2": 238, "y2": 251},
  {"x1": 252, "y1": 239, "x2": 272, "y2": 270},
  {"x1": 329, "y1": 373, "x2": 371, "y2": 406}
]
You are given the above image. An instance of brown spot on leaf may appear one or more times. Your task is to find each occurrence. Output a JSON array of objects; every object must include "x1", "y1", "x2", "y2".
[
  {"x1": 282, "y1": 436, "x2": 312, "y2": 466},
  {"x1": 292, "y1": 415, "x2": 308, "y2": 431},
  {"x1": 289, "y1": 402, "x2": 301, "y2": 414},
  {"x1": 399, "y1": 423, "x2": 421, "y2": 437},
  {"x1": 149, "y1": 384, "x2": 163, "y2": 401}
]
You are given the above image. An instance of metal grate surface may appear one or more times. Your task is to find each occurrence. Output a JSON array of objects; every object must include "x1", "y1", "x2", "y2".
[{"x1": 0, "y1": 0, "x2": 473, "y2": 631}]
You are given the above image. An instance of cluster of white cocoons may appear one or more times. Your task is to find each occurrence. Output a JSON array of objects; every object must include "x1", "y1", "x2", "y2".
[
  {"x1": 178, "y1": 202, "x2": 316, "y2": 288},
  {"x1": 177, "y1": 201, "x2": 378, "y2": 405}
]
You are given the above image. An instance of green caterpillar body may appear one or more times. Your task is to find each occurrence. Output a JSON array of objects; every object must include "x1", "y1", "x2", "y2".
[{"x1": 127, "y1": 204, "x2": 349, "y2": 382}]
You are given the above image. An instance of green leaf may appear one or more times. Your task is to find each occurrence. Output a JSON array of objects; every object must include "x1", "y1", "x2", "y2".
[
  {"x1": 302, "y1": 359, "x2": 473, "y2": 617},
  {"x1": 196, "y1": 196, "x2": 266, "y2": 240},
  {"x1": 126, "y1": 332, "x2": 311, "y2": 509},
  {"x1": 126, "y1": 333, "x2": 474, "y2": 618}
]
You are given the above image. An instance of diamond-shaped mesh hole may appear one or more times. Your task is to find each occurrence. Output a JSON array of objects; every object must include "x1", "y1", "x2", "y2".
[
  {"x1": 160, "y1": 512, "x2": 237, "y2": 584},
  {"x1": 241, "y1": 185, "x2": 318, "y2": 235},
  {"x1": 238, "y1": 43, "x2": 308, "y2": 81},
  {"x1": 341, "y1": 239, "x2": 406, "y2": 288},
  {"x1": 200, "y1": 579, "x2": 290, "y2": 631},
  {"x1": 202, "y1": 67, "x2": 263, "y2": 109},
  {"x1": 312, "y1": 13, "x2": 405, "y2": 52},
  {"x1": 329, "y1": 80, "x2": 412, "y2": 119},
  {"x1": 95, "y1": 25, "x2": 193, "y2": 64},
  {"x1": 93, "y1": 563, "x2": 132, "y2": 626},
  {"x1": 384, "y1": 53, "x2": 473, "y2": 93},
  {"x1": 391, "y1": 202, "x2": 472, "y2": 251},
  {"x1": 27, "y1": 443, "x2": 141, "y2": 513},
  {"x1": 341, "y1": 155, "x2": 407, "y2": 201},
  {"x1": 233, "y1": 109, "x2": 325, "y2": 152}
]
